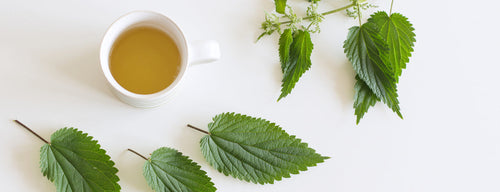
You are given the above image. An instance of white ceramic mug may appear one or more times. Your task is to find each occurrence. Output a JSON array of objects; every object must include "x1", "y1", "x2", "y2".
[{"x1": 100, "y1": 11, "x2": 220, "y2": 108}]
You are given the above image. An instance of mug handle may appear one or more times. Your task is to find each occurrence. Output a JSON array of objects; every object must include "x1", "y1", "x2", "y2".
[{"x1": 188, "y1": 40, "x2": 220, "y2": 65}]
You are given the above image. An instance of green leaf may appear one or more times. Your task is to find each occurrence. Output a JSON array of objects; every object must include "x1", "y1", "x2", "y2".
[
  {"x1": 274, "y1": 0, "x2": 287, "y2": 14},
  {"x1": 200, "y1": 112, "x2": 329, "y2": 184},
  {"x1": 343, "y1": 23, "x2": 402, "y2": 117},
  {"x1": 368, "y1": 11, "x2": 416, "y2": 82},
  {"x1": 279, "y1": 29, "x2": 293, "y2": 73},
  {"x1": 279, "y1": 30, "x2": 314, "y2": 101},
  {"x1": 143, "y1": 147, "x2": 216, "y2": 192},
  {"x1": 40, "y1": 128, "x2": 120, "y2": 192},
  {"x1": 353, "y1": 75, "x2": 379, "y2": 124}
]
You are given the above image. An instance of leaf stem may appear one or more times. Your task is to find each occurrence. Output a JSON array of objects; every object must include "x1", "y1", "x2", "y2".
[
  {"x1": 14, "y1": 120, "x2": 49, "y2": 144},
  {"x1": 356, "y1": 3, "x2": 362, "y2": 26},
  {"x1": 279, "y1": 3, "x2": 355, "y2": 25},
  {"x1": 390, "y1": 0, "x2": 394, "y2": 15},
  {"x1": 321, "y1": 3, "x2": 356, "y2": 17},
  {"x1": 127, "y1": 148, "x2": 148, "y2": 161},
  {"x1": 187, "y1": 124, "x2": 210, "y2": 135},
  {"x1": 306, "y1": 21, "x2": 314, "y2": 31}
]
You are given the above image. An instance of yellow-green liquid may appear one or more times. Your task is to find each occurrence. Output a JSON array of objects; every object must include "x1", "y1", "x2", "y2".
[{"x1": 110, "y1": 26, "x2": 180, "y2": 94}]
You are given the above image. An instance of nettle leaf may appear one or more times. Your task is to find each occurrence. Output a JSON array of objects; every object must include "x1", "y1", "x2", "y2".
[
  {"x1": 353, "y1": 75, "x2": 380, "y2": 124},
  {"x1": 40, "y1": 128, "x2": 120, "y2": 192},
  {"x1": 343, "y1": 23, "x2": 402, "y2": 118},
  {"x1": 143, "y1": 147, "x2": 216, "y2": 192},
  {"x1": 279, "y1": 28, "x2": 293, "y2": 73},
  {"x1": 274, "y1": 0, "x2": 287, "y2": 14},
  {"x1": 279, "y1": 30, "x2": 313, "y2": 101},
  {"x1": 368, "y1": 11, "x2": 416, "y2": 82},
  {"x1": 200, "y1": 112, "x2": 329, "y2": 184}
]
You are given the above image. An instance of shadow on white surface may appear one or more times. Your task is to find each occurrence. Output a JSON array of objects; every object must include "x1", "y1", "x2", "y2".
[
  {"x1": 10, "y1": 124, "x2": 55, "y2": 191},
  {"x1": 116, "y1": 149, "x2": 151, "y2": 191},
  {"x1": 331, "y1": 61, "x2": 356, "y2": 107},
  {"x1": 50, "y1": 43, "x2": 117, "y2": 104}
]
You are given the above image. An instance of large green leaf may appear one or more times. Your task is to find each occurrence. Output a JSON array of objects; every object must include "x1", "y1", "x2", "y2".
[
  {"x1": 368, "y1": 11, "x2": 416, "y2": 82},
  {"x1": 200, "y1": 112, "x2": 329, "y2": 184},
  {"x1": 40, "y1": 128, "x2": 120, "y2": 192},
  {"x1": 344, "y1": 23, "x2": 401, "y2": 117},
  {"x1": 353, "y1": 75, "x2": 380, "y2": 124},
  {"x1": 279, "y1": 30, "x2": 314, "y2": 101},
  {"x1": 274, "y1": 0, "x2": 287, "y2": 14},
  {"x1": 143, "y1": 147, "x2": 216, "y2": 192}
]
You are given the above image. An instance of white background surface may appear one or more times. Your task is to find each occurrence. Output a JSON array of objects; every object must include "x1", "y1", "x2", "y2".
[{"x1": 1, "y1": 0, "x2": 499, "y2": 191}]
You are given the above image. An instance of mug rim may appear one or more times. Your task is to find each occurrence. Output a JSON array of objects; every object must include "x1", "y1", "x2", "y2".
[{"x1": 99, "y1": 10, "x2": 189, "y2": 101}]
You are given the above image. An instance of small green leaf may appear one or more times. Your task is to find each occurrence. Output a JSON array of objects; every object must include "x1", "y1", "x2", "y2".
[
  {"x1": 274, "y1": 0, "x2": 287, "y2": 14},
  {"x1": 40, "y1": 128, "x2": 120, "y2": 192},
  {"x1": 353, "y1": 75, "x2": 380, "y2": 124},
  {"x1": 279, "y1": 29, "x2": 293, "y2": 73},
  {"x1": 343, "y1": 23, "x2": 402, "y2": 117},
  {"x1": 368, "y1": 11, "x2": 416, "y2": 82},
  {"x1": 143, "y1": 147, "x2": 216, "y2": 192},
  {"x1": 279, "y1": 30, "x2": 314, "y2": 101},
  {"x1": 200, "y1": 112, "x2": 329, "y2": 184}
]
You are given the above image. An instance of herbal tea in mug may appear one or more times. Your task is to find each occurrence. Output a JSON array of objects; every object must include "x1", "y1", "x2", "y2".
[
  {"x1": 100, "y1": 11, "x2": 220, "y2": 107},
  {"x1": 109, "y1": 26, "x2": 181, "y2": 94}
]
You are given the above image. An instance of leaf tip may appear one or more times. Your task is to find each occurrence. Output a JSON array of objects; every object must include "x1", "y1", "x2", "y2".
[
  {"x1": 277, "y1": 88, "x2": 290, "y2": 101},
  {"x1": 397, "y1": 111, "x2": 404, "y2": 119},
  {"x1": 277, "y1": 96, "x2": 283, "y2": 102}
]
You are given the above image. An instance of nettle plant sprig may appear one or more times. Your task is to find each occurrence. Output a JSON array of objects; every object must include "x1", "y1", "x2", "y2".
[{"x1": 258, "y1": 0, "x2": 416, "y2": 124}]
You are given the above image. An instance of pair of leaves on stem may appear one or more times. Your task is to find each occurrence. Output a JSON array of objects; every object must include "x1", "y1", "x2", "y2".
[
  {"x1": 344, "y1": 11, "x2": 416, "y2": 123},
  {"x1": 18, "y1": 112, "x2": 328, "y2": 192},
  {"x1": 37, "y1": 126, "x2": 212, "y2": 192},
  {"x1": 135, "y1": 112, "x2": 329, "y2": 191},
  {"x1": 278, "y1": 29, "x2": 313, "y2": 100}
]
